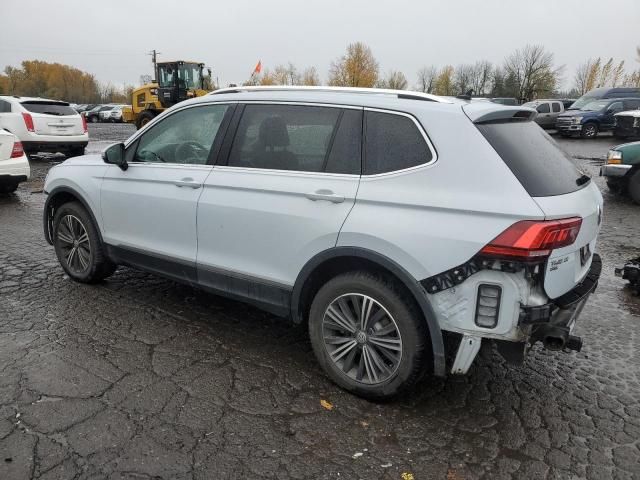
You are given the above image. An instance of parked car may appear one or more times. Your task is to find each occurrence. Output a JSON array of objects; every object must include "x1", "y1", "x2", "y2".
[
  {"x1": 43, "y1": 86, "x2": 603, "y2": 400},
  {"x1": 490, "y1": 97, "x2": 518, "y2": 106},
  {"x1": 0, "y1": 129, "x2": 30, "y2": 193},
  {"x1": 76, "y1": 104, "x2": 97, "y2": 114},
  {"x1": 614, "y1": 110, "x2": 640, "y2": 139},
  {"x1": 99, "y1": 105, "x2": 126, "y2": 123},
  {"x1": 556, "y1": 98, "x2": 640, "y2": 138},
  {"x1": 0, "y1": 96, "x2": 88, "y2": 157},
  {"x1": 601, "y1": 140, "x2": 640, "y2": 204},
  {"x1": 84, "y1": 105, "x2": 114, "y2": 123},
  {"x1": 522, "y1": 99, "x2": 565, "y2": 128},
  {"x1": 568, "y1": 87, "x2": 640, "y2": 110}
]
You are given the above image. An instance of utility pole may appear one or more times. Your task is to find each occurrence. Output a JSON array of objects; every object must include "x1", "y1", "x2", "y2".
[{"x1": 148, "y1": 49, "x2": 161, "y2": 80}]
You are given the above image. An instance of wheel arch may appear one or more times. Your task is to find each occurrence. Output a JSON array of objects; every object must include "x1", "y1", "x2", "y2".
[
  {"x1": 43, "y1": 186, "x2": 104, "y2": 246},
  {"x1": 291, "y1": 247, "x2": 446, "y2": 377}
]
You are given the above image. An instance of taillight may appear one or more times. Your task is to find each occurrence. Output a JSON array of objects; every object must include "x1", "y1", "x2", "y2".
[
  {"x1": 22, "y1": 112, "x2": 35, "y2": 132},
  {"x1": 480, "y1": 218, "x2": 582, "y2": 261},
  {"x1": 81, "y1": 114, "x2": 88, "y2": 133},
  {"x1": 10, "y1": 141, "x2": 24, "y2": 158}
]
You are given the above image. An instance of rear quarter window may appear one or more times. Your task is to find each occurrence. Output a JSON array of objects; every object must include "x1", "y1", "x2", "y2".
[
  {"x1": 476, "y1": 121, "x2": 588, "y2": 197},
  {"x1": 364, "y1": 111, "x2": 432, "y2": 175},
  {"x1": 20, "y1": 101, "x2": 77, "y2": 116}
]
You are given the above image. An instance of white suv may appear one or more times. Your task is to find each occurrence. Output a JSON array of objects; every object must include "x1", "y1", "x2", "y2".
[
  {"x1": 42, "y1": 87, "x2": 603, "y2": 399},
  {"x1": 0, "y1": 96, "x2": 88, "y2": 157}
]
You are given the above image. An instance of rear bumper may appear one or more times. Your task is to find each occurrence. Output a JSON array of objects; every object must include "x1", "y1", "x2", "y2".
[
  {"x1": 600, "y1": 164, "x2": 632, "y2": 178},
  {"x1": 22, "y1": 140, "x2": 88, "y2": 154},
  {"x1": 0, "y1": 155, "x2": 30, "y2": 182}
]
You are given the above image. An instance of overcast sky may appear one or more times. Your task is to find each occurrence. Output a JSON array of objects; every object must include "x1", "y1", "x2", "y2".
[{"x1": 1, "y1": 0, "x2": 638, "y2": 91}]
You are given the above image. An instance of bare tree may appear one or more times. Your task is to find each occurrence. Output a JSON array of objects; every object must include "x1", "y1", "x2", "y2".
[
  {"x1": 378, "y1": 70, "x2": 408, "y2": 90},
  {"x1": 328, "y1": 42, "x2": 379, "y2": 87},
  {"x1": 416, "y1": 66, "x2": 437, "y2": 93},
  {"x1": 300, "y1": 66, "x2": 320, "y2": 86},
  {"x1": 503, "y1": 45, "x2": 560, "y2": 101},
  {"x1": 454, "y1": 64, "x2": 474, "y2": 95},
  {"x1": 469, "y1": 60, "x2": 493, "y2": 96},
  {"x1": 574, "y1": 59, "x2": 594, "y2": 95}
]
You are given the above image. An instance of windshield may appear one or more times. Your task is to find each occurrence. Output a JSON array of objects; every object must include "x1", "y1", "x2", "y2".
[
  {"x1": 569, "y1": 96, "x2": 598, "y2": 109},
  {"x1": 20, "y1": 101, "x2": 76, "y2": 116},
  {"x1": 580, "y1": 101, "x2": 608, "y2": 111},
  {"x1": 157, "y1": 64, "x2": 202, "y2": 89},
  {"x1": 522, "y1": 102, "x2": 538, "y2": 108}
]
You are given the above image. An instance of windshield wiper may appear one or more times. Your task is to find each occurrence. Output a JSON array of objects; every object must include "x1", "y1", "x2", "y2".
[{"x1": 576, "y1": 174, "x2": 591, "y2": 186}]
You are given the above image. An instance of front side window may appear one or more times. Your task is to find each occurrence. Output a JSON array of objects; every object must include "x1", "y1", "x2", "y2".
[
  {"x1": 364, "y1": 111, "x2": 432, "y2": 175},
  {"x1": 608, "y1": 101, "x2": 624, "y2": 113},
  {"x1": 136, "y1": 93, "x2": 145, "y2": 107},
  {"x1": 133, "y1": 104, "x2": 229, "y2": 165},
  {"x1": 228, "y1": 104, "x2": 351, "y2": 173}
]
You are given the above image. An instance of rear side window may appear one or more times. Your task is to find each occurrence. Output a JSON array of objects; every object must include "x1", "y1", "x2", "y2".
[
  {"x1": 20, "y1": 101, "x2": 76, "y2": 116},
  {"x1": 552, "y1": 102, "x2": 561, "y2": 113},
  {"x1": 364, "y1": 111, "x2": 432, "y2": 175},
  {"x1": 624, "y1": 99, "x2": 640, "y2": 110},
  {"x1": 476, "y1": 121, "x2": 587, "y2": 197},
  {"x1": 0, "y1": 100, "x2": 11, "y2": 113},
  {"x1": 228, "y1": 104, "x2": 347, "y2": 173},
  {"x1": 536, "y1": 103, "x2": 550, "y2": 113}
]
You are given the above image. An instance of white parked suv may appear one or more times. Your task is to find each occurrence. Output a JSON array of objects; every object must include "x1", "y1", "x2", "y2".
[
  {"x1": 0, "y1": 129, "x2": 30, "y2": 193},
  {"x1": 0, "y1": 96, "x2": 88, "y2": 157},
  {"x1": 42, "y1": 86, "x2": 603, "y2": 399}
]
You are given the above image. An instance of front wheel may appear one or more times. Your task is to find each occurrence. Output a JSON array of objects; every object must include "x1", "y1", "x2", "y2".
[
  {"x1": 581, "y1": 123, "x2": 598, "y2": 138},
  {"x1": 53, "y1": 202, "x2": 116, "y2": 283},
  {"x1": 308, "y1": 271, "x2": 431, "y2": 400}
]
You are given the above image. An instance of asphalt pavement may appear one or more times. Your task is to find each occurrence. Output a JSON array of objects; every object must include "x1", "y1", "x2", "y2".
[{"x1": 0, "y1": 124, "x2": 639, "y2": 479}]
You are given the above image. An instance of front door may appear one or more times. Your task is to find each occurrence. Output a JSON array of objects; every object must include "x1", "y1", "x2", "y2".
[
  {"x1": 100, "y1": 103, "x2": 232, "y2": 282},
  {"x1": 196, "y1": 103, "x2": 362, "y2": 305}
]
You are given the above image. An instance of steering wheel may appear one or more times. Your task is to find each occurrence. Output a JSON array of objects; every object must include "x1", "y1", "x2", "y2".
[{"x1": 176, "y1": 141, "x2": 208, "y2": 164}]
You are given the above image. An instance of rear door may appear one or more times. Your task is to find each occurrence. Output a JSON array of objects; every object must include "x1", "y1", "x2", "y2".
[
  {"x1": 197, "y1": 103, "x2": 362, "y2": 290},
  {"x1": 0, "y1": 130, "x2": 14, "y2": 161},
  {"x1": 474, "y1": 119, "x2": 602, "y2": 298},
  {"x1": 20, "y1": 101, "x2": 84, "y2": 136},
  {"x1": 602, "y1": 101, "x2": 624, "y2": 130}
]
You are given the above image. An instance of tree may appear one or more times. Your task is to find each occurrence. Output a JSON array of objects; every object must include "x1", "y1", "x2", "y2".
[
  {"x1": 469, "y1": 60, "x2": 493, "y2": 96},
  {"x1": 433, "y1": 66, "x2": 455, "y2": 96},
  {"x1": 454, "y1": 64, "x2": 474, "y2": 95},
  {"x1": 416, "y1": 66, "x2": 437, "y2": 93},
  {"x1": 574, "y1": 59, "x2": 595, "y2": 95},
  {"x1": 328, "y1": 42, "x2": 379, "y2": 87},
  {"x1": 503, "y1": 45, "x2": 560, "y2": 101},
  {"x1": 377, "y1": 70, "x2": 408, "y2": 90},
  {"x1": 300, "y1": 67, "x2": 320, "y2": 86}
]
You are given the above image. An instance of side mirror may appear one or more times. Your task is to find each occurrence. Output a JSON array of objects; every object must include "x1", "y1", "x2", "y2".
[{"x1": 102, "y1": 143, "x2": 128, "y2": 171}]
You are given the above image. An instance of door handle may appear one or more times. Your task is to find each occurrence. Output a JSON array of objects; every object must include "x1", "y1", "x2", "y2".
[
  {"x1": 173, "y1": 178, "x2": 201, "y2": 189},
  {"x1": 305, "y1": 189, "x2": 345, "y2": 203}
]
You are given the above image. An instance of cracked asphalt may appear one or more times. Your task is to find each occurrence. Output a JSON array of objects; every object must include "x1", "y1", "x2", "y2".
[{"x1": 0, "y1": 124, "x2": 639, "y2": 479}]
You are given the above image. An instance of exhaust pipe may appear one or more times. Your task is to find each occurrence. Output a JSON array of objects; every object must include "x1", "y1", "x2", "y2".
[
  {"x1": 543, "y1": 334, "x2": 565, "y2": 351},
  {"x1": 535, "y1": 326, "x2": 582, "y2": 352}
]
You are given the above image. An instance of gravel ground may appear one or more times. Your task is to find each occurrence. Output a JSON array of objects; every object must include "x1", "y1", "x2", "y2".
[{"x1": 0, "y1": 124, "x2": 638, "y2": 480}]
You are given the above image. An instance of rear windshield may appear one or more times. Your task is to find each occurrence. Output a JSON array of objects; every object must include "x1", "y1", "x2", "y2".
[
  {"x1": 476, "y1": 121, "x2": 588, "y2": 197},
  {"x1": 20, "y1": 101, "x2": 77, "y2": 116}
]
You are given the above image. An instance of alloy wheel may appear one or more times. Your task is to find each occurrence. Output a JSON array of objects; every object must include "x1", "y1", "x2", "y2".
[
  {"x1": 322, "y1": 293, "x2": 403, "y2": 385},
  {"x1": 56, "y1": 215, "x2": 92, "y2": 274},
  {"x1": 583, "y1": 124, "x2": 597, "y2": 137}
]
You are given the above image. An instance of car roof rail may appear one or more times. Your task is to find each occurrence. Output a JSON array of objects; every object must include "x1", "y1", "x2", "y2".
[{"x1": 208, "y1": 85, "x2": 448, "y2": 103}]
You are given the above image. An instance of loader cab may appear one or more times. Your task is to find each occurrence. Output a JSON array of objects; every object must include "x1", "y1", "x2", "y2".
[{"x1": 156, "y1": 61, "x2": 205, "y2": 108}]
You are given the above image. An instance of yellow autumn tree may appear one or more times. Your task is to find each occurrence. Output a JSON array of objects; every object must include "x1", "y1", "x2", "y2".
[{"x1": 328, "y1": 42, "x2": 379, "y2": 88}]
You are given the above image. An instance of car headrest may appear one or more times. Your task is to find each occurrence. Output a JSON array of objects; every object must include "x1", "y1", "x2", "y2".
[{"x1": 258, "y1": 116, "x2": 290, "y2": 148}]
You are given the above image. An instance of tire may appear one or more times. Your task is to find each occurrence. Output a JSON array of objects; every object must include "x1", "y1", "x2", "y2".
[
  {"x1": 308, "y1": 271, "x2": 431, "y2": 400},
  {"x1": 581, "y1": 122, "x2": 598, "y2": 138},
  {"x1": 629, "y1": 170, "x2": 640, "y2": 205},
  {"x1": 0, "y1": 182, "x2": 18, "y2": 194},
  {"x1": 136, "y1": 111, "x2": 156, "y2": 130},
  {"x1": 68, "y1": 147, "x2": 85, "y2": 158},
  {"x1": 52, "y1": 202, "x2": 116, "y2": 283}
]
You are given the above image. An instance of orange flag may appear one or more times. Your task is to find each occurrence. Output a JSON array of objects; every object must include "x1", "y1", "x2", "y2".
[{"x1": 253, "y1": 60, "x2": 262, "y2": 74}]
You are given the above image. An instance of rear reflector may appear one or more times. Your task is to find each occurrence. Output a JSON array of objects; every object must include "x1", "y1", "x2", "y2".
[
  {"x1": 480, "y1": 217, "x2": 582, "y2": 261},
  {"x1": 22, "y1": 112, "x2": 35, "y2": 132},
  {"x1": 475, "y1": 284, "x2": 501, "y2": 328},
  {"x1": 10, "y1": 141, "x2": 24, "y2": 158},
  {"x1": 81, "y1": 114, "x2": 88, "y2": 133}
]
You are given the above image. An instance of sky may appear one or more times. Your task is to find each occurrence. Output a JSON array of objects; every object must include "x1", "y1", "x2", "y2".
[{"x1": 1, "y1": 0, "x2": 638, "y2": 91}]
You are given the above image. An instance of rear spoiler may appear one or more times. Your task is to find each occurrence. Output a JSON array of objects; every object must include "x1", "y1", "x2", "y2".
[{"x1": 462, "y1": 103, "x2": 536, "y2": 124}]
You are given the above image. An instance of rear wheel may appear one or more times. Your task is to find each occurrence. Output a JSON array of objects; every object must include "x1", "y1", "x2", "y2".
[
  {"x1": 581, "y1": 122, "x2": 598, "y2": 138},
  {"x1": 308, "y1": 271, "x2": 431, "y2": 400},
  {"x1": 629, "y1": 170, "x2": 640, "y2": 205},
  {"x1": 0, "y1": 182, "x2": 18, "y2": 194},
  {"x1": 52, "y1": 202, "x2": 116, "y2": 283},
  {"x1": 136, "y1": 111, "x2": 156, "y2": 130}
]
